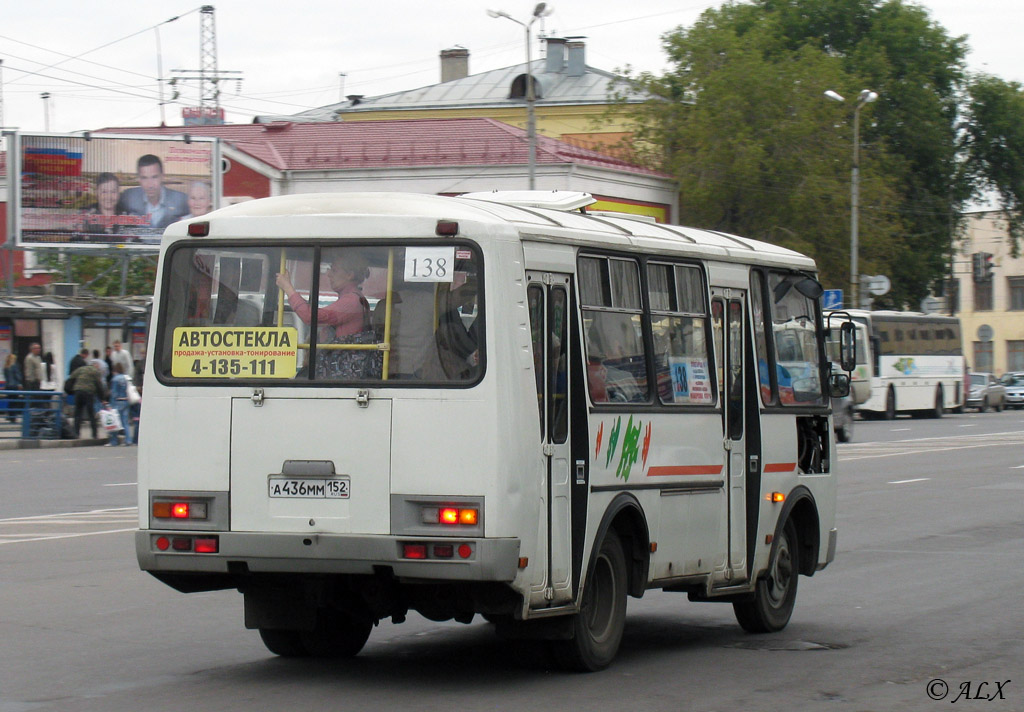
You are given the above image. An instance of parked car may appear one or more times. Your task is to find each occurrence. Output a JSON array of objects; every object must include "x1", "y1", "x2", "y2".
[
  {"x1": 966, "y1": 372, "x2": 1006, "y2": 412},
  {"x1": 999, "y1": 372, "x2": 1024, "y2": 409}
]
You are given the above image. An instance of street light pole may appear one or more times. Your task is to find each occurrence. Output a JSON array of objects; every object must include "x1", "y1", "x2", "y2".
[
  {"x1": 488, "y1": 3, "x2": 553, "y2": 190},
  {"x1": 825, "y1": 89, "x2": 878, "y2": 309}
]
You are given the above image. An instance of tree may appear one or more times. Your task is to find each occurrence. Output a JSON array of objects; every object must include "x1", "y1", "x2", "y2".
[
  {"x1": 962, "y1": 75, "x2": 1024, "y2": 255},
  {"x1": 37, "y1": 252, "x2": 157, "y2": 297},
  {"x1": 618, "y1": 0, "x2": 1024, "y2": 307}
]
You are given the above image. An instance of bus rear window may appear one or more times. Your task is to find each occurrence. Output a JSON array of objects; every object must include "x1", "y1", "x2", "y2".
[{"x1": 156, "y1": 242, "x2": 483, "y2": 385}]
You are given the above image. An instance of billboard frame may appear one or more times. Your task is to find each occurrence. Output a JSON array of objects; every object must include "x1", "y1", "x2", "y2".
[{"x1": 6, "y1": 131, "x2": 221, "y2": 252}]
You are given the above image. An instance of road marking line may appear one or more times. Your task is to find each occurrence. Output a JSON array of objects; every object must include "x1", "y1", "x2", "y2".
[
  {"x1": 0, "y1": 528, "x2": 136, "y2": 546},
  {"x1": 103, "y1": 482, "x2": 137, "y2": 487},
  {"x1": 888, "y1": 478, "x2": 931, "y2": 484},
  {"x1": 891, "y1": 428, "x2": 912, "y2": 432},
  {"x1": 0, "y1": 506, "x2": 136, "y2": 523}
]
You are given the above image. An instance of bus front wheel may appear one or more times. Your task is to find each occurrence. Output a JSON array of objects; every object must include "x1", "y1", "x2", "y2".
[
  {"x1": 550, "y1": 529, "x2": 628, "y2": 672},
  {"x1": 734, "y1": 519, "x2": 799, "y2": 633}
]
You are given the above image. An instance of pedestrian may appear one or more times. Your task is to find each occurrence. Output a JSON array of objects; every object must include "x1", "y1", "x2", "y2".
[
  {"x1": 41, "y1": 351, "x2": 57, "y2": 390},
  {"x1": 90, "y1": 349, "x2": 109, "y2": 383},
  {"x1": 23, "y1": 342, "x2": 44, "y2": 392},
  {"x1": 68, "y1": 348, "x2": 89, "y2": 375},
  {"x1": 3, "y1": 353, "x2": 22, "y2": 423},
  {"x1": 104, "y1": 346, "x2": 114, "y2": 386},
  {"x1": 68, "y1": 361, "x2": 106, "y2": 440},
  {"x1": 109, "y1": 340, "x2": 133, "y2": 380},
  {"x1": 109, "y1": 363, "x2": 133, "y2": 445}
]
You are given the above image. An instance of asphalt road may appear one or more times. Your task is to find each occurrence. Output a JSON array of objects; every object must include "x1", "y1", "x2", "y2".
[{"x1": 2, "y1": 409, "x2": 1022, "y2": 711}]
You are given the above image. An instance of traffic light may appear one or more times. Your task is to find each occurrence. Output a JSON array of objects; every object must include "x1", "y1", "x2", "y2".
[{"x1": 972, "y1": 252, "x2": 995, "y2": 283}]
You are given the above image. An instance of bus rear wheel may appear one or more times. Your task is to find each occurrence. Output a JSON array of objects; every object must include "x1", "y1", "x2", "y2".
[
  {"x1": 931, "y1": 386, "x2": 944, "y2": 419},
  {"x1": 550, "y1": 529, "x2": 628, "y2": 672},
  {"x1": 259, "y1": 609, "x2": 372, "y2": 658},
  {"x1": 734, "y1": 519, "x2": 799, "y2": 633}
]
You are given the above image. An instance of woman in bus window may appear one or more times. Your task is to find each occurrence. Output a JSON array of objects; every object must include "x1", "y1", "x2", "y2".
[{"x1": 276, "y1": 251, "x2": 371, "y2": 341}]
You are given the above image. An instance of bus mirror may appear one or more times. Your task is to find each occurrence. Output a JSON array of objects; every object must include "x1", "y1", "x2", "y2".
[
  {"x1": 828, "y1": 371, "x2": 851, "y2": 398},
  {"x1": 795, "y1": 277, "x2": 824, "y2": 300},
  {"x1": 839, "y1": 321, "x2": 857, "y2": 372}
]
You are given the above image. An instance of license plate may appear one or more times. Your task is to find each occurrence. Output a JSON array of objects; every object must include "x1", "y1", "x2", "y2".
[{"x1": 268, "y1": 476, "x2": 350, "y2": 499}]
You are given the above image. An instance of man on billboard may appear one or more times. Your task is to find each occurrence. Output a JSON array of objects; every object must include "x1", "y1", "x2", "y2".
[{"x1": 115, "y1": 154, "x2": 189, "y2": 229}]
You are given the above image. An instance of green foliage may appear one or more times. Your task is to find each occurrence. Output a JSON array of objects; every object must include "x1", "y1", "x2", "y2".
[
  {"x1": 618, "y1": 0, "x2": 1022, "y2": 307},
  {"x1": 37, "y1": 252, "x2": 157, "y2": 297},
  {"x1": 962, "y1": 75, "x2": 1024, "y2": 255}
]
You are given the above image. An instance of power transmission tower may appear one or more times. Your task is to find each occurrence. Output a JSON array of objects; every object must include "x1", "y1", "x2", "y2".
[{"x1": 171, "y1": 5, "x2": 242, "y2": 124}]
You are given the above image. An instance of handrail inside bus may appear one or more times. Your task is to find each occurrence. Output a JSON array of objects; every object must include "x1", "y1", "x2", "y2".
[{"x1": 275, "y1": 248, "x2": 396, "y2": 380}]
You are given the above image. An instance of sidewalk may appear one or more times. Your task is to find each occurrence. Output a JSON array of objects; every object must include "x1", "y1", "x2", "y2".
[
  {"x1": 0, "y1": 436, "x2": 110, "y2": 451},
  {"x1": 0, "y1": 419, "x2": 110, "y2": 451}
]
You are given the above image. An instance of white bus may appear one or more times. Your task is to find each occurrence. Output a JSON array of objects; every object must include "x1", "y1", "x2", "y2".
[
  {"x1": 844, "y1": 310, "x2": 965, "y2": 419},
  {"x1": 136, "y1": 192, "x2": 853, "y2": 671}
]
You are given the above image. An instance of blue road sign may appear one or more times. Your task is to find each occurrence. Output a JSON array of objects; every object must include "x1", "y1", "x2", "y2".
[{"x1": 822, "y1": 289, "x2": 843, "y2": 309}]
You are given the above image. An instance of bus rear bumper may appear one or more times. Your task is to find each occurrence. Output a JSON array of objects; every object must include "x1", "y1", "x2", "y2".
[{"x1": 136, "y1": 530, "x2": 522, "y2": 583}]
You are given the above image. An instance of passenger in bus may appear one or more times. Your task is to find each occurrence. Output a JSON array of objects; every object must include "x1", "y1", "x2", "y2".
[
  {"x1": 372, "y1": 280, "x2": 441, "y2": 379},
  {"x1": 586, "y1": 319, "x2": 642, "y2": 403},
  {"x1": 435, "y1": 277, "x2": 480, "y2": 379},
  {"x1": 276, "y1": 251, "x2": 371, "y2": 341}
]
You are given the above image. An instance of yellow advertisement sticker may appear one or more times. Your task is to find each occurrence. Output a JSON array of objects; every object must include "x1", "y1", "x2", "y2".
[{"x1": 171, "y1": 327, "x2": 298, "y2": 378}]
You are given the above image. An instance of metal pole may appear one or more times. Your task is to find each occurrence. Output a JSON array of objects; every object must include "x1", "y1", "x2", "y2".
[
  {"x1": 851, "y1": 104, "x2": 861, "y2": 309},
  {"x1": 525, "y1": 24, "x2": 536, "y2": 190}
]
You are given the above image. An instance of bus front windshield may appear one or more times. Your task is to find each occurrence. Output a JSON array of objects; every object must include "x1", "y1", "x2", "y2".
[{"x1": 156, "y1": 242, "x2": 483, "y2": 385}]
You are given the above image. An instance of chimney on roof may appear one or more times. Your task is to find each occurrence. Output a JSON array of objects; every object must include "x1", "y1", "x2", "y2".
[
  {"x1": 440, "y1": 47, "x2": 469, "y2": 83},
  {"x1": 544, "y1": 37, "x2": 566, "y2": 73},
  {"x1": 567, "y1": 40, "x2": 586, "y2": 77}
]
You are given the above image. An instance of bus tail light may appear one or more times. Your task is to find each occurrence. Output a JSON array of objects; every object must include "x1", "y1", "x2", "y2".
[
  {"x1": 152, "y1": 498, "x2": 210, "y2": 522},
  {"x1": 403, "y1": 544, "x2": 428, "y2": 559},
  {"x1": 401, "y1": 542, "x2": 474, "y2": 561},
  {"x1": 153, "y1": 535, "x2": 219, "y2": 554},
  {"x1": 422, "y1": 506, "x2": 479, "y2": 527}
]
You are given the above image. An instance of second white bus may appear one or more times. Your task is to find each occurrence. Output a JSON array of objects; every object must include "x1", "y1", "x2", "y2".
[{"x1": 844, "y1": 310, "x2": 965, "y2": 419}]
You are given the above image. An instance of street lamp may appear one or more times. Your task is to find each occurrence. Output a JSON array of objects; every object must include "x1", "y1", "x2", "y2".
[
  {"x1": 825, "y1": 88, "x2": 878, "y2": 309},
  {"x1": 487, "y1": 3, "x2": 553, "y2": 189}
]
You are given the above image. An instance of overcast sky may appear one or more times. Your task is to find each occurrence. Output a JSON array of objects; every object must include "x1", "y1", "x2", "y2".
[{"x1": 1, "y1": 0, "x2": 1021, "y2": 134}]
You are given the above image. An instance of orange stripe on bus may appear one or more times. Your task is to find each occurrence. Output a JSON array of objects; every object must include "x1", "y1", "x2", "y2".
[
  {"x1": 647, "y1": 465, "x2": 724, "y2": 477},
  {"x1": 764, "y1": 462, "x2": 797, "y2": 473}
]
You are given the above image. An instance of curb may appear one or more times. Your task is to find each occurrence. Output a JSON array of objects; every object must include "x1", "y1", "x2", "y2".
[{"x1": 0, "y1": 438, "x2": 110, "y2": 451}]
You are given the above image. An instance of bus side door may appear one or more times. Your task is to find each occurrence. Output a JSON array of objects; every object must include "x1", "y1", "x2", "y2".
[
  {"x1": 712, "y1": 290, "x2": 750, "y2": 582},
  {"x1": 527, "y1": 272, "x2": 574, "y2": 605}
]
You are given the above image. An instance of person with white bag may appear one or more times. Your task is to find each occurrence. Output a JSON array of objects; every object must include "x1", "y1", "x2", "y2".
[{"x1": 107, "y1": 363, "x2": 134, "y2": 445}]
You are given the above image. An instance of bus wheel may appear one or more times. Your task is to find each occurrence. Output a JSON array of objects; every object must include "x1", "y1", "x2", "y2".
[
  {"x1": 551, "y1": 529, "x2": 628, "y2": 672},
  {"x1": 734, "y1": 519, "x2": 799, "y2": 633},
  {"x1": 931, "y1": 386, "x2": 944, "y2": 419},
  {"x1": 302, "y1": 609, "x2": 373, "y2": 658},
  {"x1": 885, "y1": 388, "x2": 897, "y2": 420},
  {"x1": 261, "y1": 610, "x2": 372, "y2": 658},
  {"x1": 259, "y1": 628, "x2": 309, "y2": 657}
]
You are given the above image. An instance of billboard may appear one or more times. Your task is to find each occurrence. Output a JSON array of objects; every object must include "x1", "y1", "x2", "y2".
[{"x1": 9, "y1": 132, "x2": 220, "y2": 250}]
